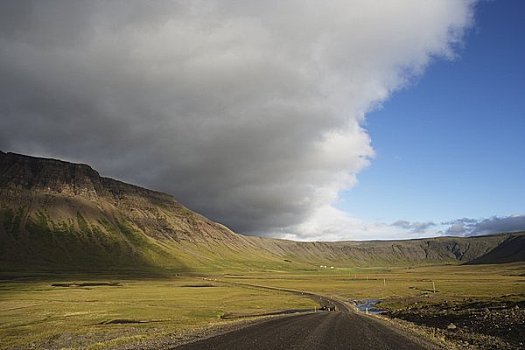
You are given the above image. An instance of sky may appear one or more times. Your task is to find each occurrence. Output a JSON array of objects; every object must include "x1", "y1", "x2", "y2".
[
  {"x1": 334, "y1": 0, "x2": 525, "y2": 238},
  {"x1": 0, "y1": 0, "x2": 523, "y2": 241}
]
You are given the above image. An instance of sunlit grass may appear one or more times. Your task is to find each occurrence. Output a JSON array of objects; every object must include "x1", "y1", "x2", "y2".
[
  {"x1": 1, "y1": 263, "x2": 523, "y2": 349},
  {"x1": 0, "y1": 277, "x2": 316, "y2": 349},
  {"x1": 220, "y1": 263, "x2": 525, "y2": 308}
]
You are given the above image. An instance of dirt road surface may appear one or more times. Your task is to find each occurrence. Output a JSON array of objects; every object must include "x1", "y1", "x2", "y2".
[{"x1": 172, "y1": 299, "x2": 442, "y2": 350}]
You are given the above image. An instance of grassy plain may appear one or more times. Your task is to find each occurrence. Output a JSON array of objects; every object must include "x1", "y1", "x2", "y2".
[
  {"x1": 0, "y1": 276, "x2": 316, "y2": 350},
  {"x1": 220, "y1": 263, "x2": 525, "y2": 309},
  {"x1": 1, "y1": 263, "x2": 523, "y2": 349}
]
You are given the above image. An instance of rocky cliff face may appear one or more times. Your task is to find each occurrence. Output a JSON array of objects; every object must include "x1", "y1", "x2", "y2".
[
  {"x1": 1, "y1": 151, "x2": 103, "y2": 197},
  {"x1": 0, "y1": 151, "x2": 523, "y2": 272}
]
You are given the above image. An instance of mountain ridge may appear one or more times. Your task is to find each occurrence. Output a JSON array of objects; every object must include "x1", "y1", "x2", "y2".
[{"x1": 0, "y1": 151, "x2": 523, "y2": 273}]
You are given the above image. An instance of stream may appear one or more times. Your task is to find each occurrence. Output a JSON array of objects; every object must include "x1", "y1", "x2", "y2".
[{"x1": 354, "y1": 299, "x2": 383, "y2": 314}]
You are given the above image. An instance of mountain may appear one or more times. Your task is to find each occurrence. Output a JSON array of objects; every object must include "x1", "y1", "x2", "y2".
[
  {"x1": 0, "y1": 151, "x2": 265, "y2": 272},
  {"x1": 0, "y1": 151, "x2": 523, "y2": 273},
  {"x1": 465, "y1": 233, "x2": 525, "y2": 265}
]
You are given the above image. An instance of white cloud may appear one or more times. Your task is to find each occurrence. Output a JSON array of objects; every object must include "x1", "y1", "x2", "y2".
[
  {"x1": 282, "y1": 213, "x2": 525, "y2": 242},
  {"x1": 0, "y1": 0, "x2": 476, "y2": 238},
  {"x1": 280, "y1": 205, "x2": 418, "y2": 241}
]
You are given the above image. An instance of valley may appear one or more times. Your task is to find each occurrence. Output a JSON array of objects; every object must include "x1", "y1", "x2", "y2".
[
  {"x1": 1, "y1": 152, "x2": 524, "y2": 350},
  {"x1": 1, "y1": 263, "x2": 524, "y2": 350}
]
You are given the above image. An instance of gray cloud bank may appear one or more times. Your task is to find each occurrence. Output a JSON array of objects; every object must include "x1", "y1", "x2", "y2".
[
  {"x1": 443, "y1": 215, "x2": 525, "y2": 236},
  {"x1": 0, "y1": 1, "x2": 475, "y2": 238},
  {"x1": 383, "y1": 215, "x2": 525, "y2": 241},
  {"x1": 391, "y1": 220, "x2": 436, "y2": 233}
]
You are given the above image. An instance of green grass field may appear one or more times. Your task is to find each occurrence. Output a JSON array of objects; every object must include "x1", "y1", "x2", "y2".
[
  {"x1": 1, "y1": 263, "x2": 523, "y2": 350},
  {"x1": 0, "y1": 276, "x2": 316, "y2": 350},
  {"x1": 220, "y1": 263, "x2": 525, "y2": 307}
]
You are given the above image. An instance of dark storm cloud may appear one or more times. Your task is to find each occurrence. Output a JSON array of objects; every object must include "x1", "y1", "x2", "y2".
[{"x1": 0, "y1": 1, "x2": 475, "y2": 237}]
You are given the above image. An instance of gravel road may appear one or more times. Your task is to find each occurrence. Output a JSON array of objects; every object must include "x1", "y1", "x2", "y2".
[{"x1": 172, "y1": 299, "x2": 443, "y2": 350}]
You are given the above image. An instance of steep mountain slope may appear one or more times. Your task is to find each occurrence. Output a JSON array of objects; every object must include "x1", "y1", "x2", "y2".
[
  {"x1": 0, "y1": 151, "x2": 268, "y2": 272},
  {"x1": 466, "y1": 233, "x2": 525, "y2": 265},
  {"x1": 0, "y1": 151, "x2": 523, "y2": 272}
]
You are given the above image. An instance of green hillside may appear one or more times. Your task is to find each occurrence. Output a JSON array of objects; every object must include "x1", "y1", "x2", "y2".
[{"x1": 1, "y1": 151, "x2": 523, "y2": 273}]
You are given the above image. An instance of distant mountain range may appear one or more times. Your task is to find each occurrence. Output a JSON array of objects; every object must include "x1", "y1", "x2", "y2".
[{"x1": 1, "y1": 151, "x2": 523, "y2": 273}]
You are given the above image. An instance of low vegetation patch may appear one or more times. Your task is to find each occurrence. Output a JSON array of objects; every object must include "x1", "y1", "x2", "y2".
[
  {"x1": 180, "y1": 283, "x2": 217, "y2": 288},
  {"x1": 100, "y1": 319, "x2": 152, "y2": 325},
  {"x1": 51, "y1": 282, "x2": 122, "y2": 288}
]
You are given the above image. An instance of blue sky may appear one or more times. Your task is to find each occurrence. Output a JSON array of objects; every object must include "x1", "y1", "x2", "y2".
[{"x1": 337, "y1": 0, "x2": 525, "y2": 226}]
